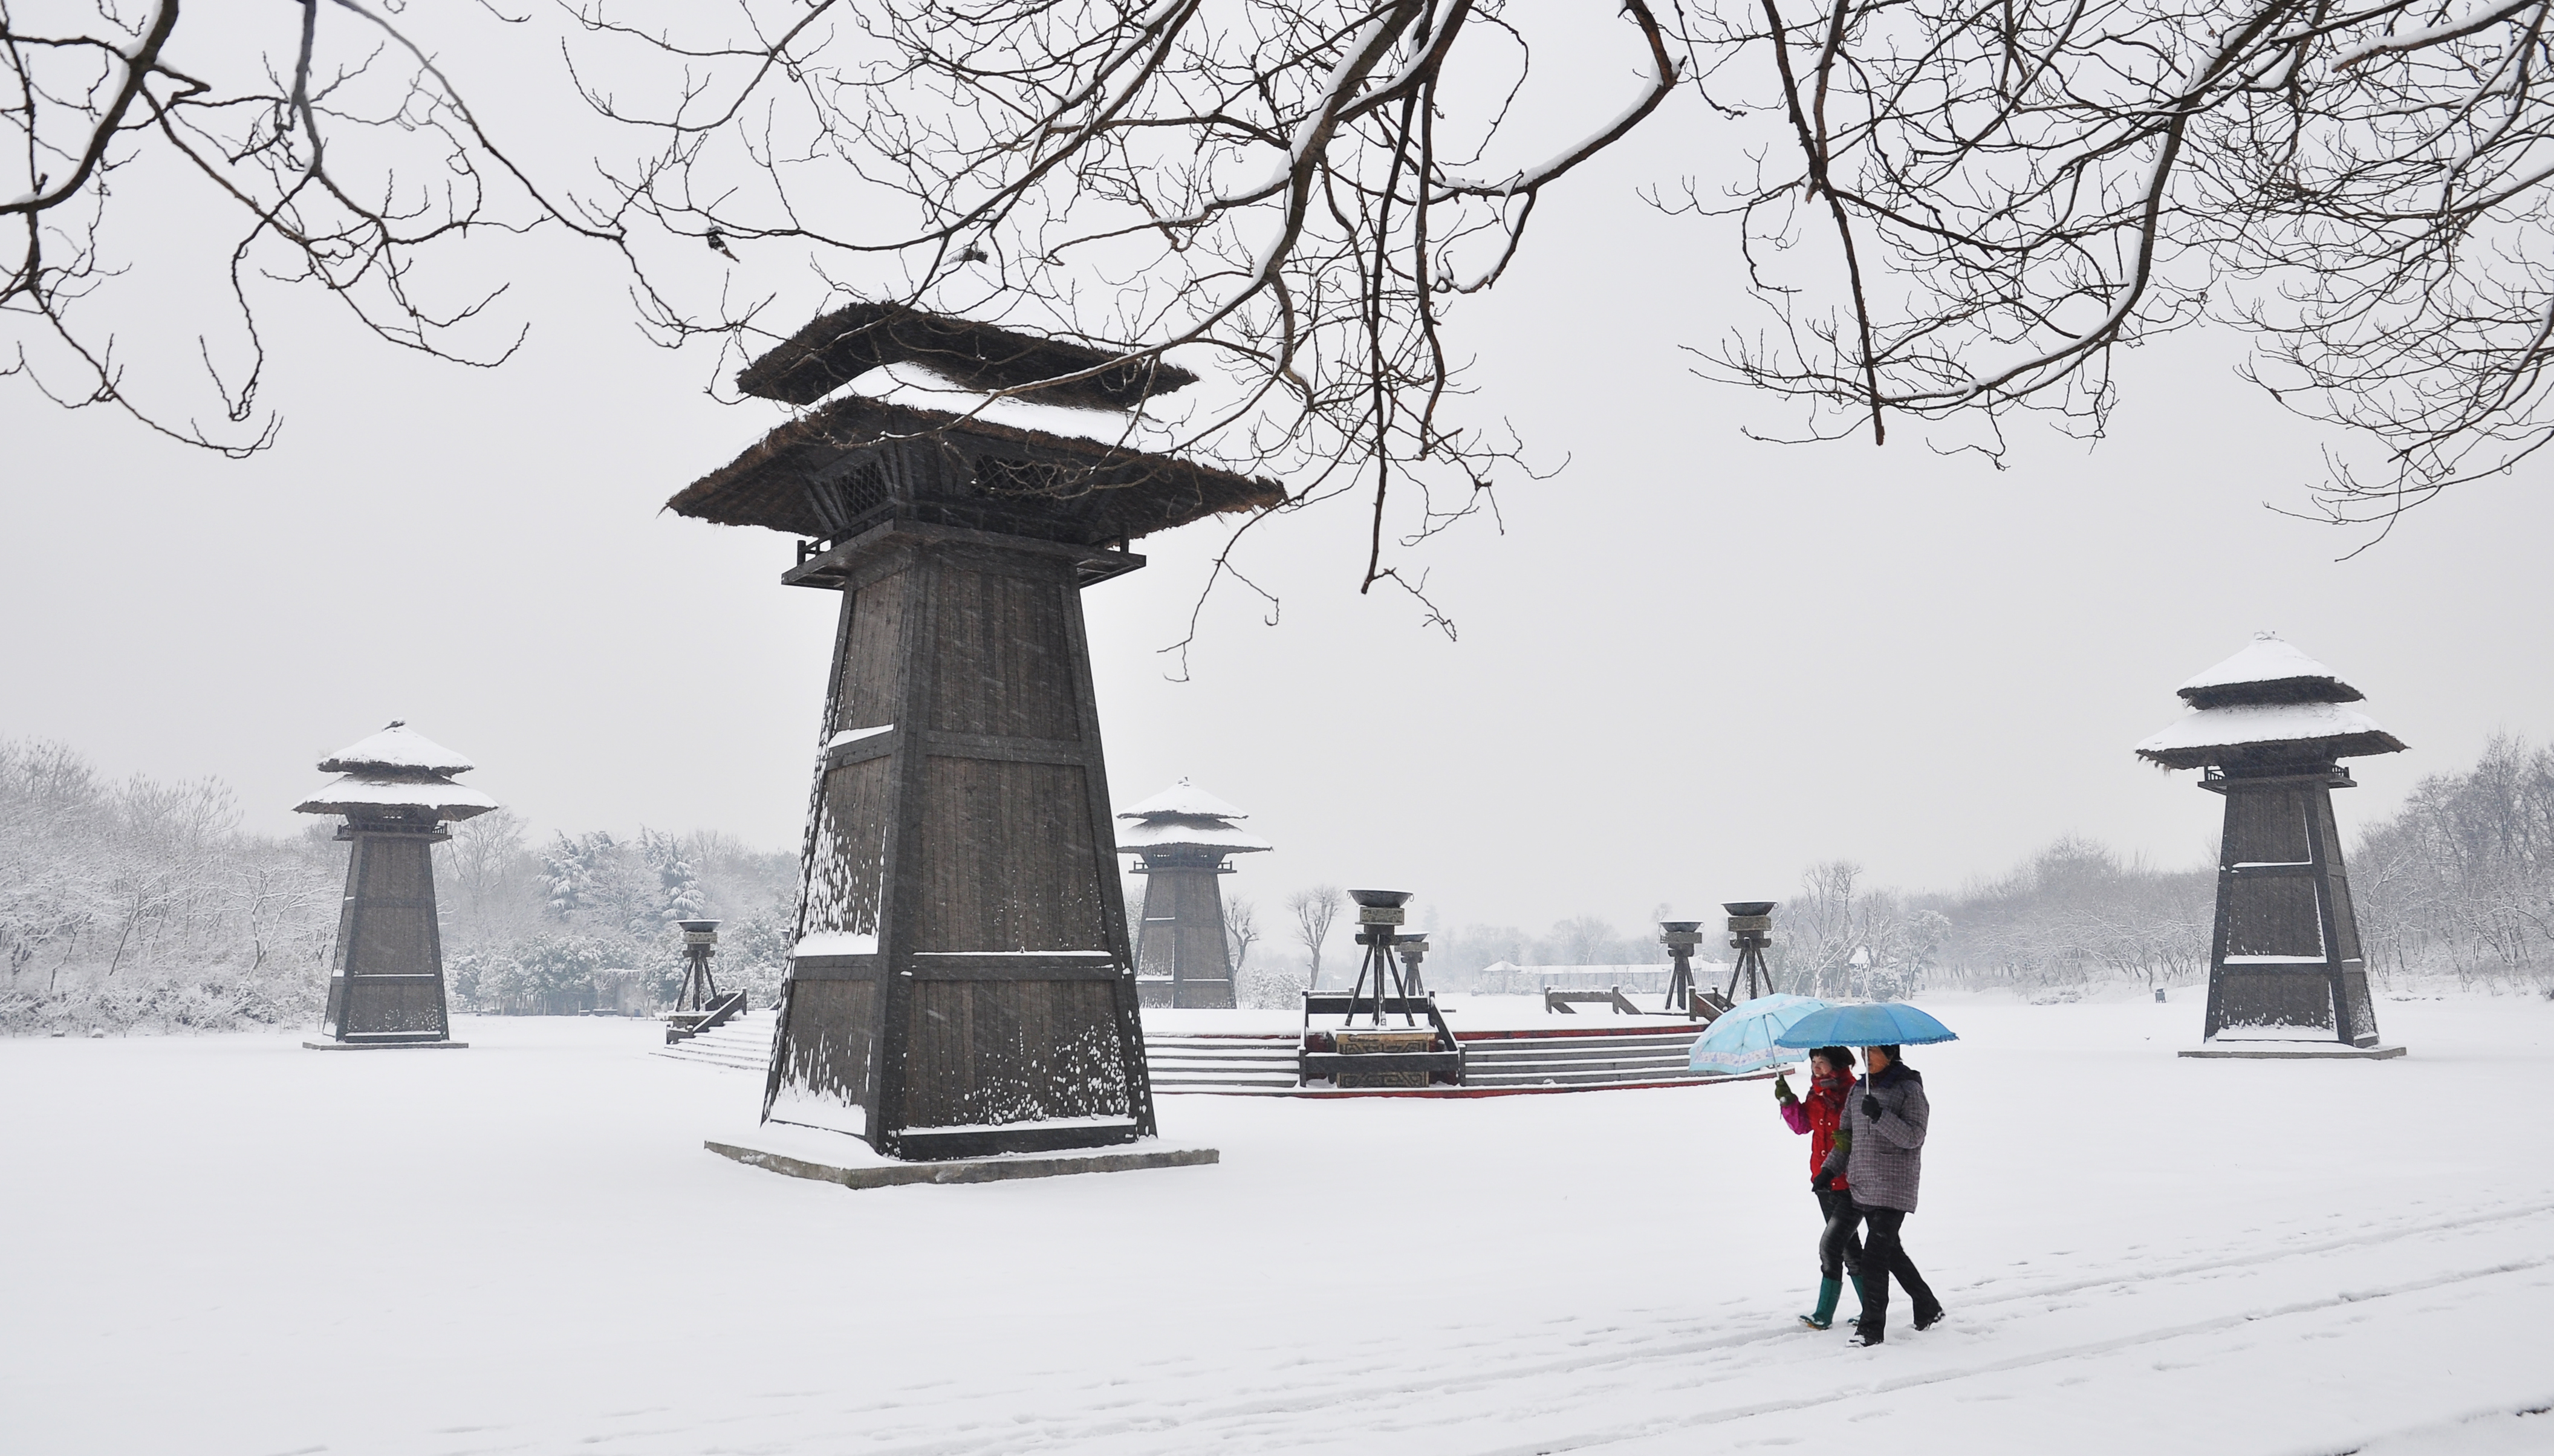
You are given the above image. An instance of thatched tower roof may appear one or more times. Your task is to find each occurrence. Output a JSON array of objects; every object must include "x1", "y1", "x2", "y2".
[
  {"x1": 666, "y1": 392, "x2": 1281, "y2": 546},
  {"x1": 297, "y1": 721, "x2": 497, "y2": 821},
  {"x1": 2136, "y1": 635, "x2": 2407, "y2": 771},
  {"x1": 317, "y1": 721, "x2": 476, "y2": 778},
  {"x1": 1119, "y1": 779, "x2": 1252, "y2": 821},
  {"x1": 736, "y1": 302, "x2": 1199, "y2": 410},
  {"x1": 1116, "y1": 778, "x2": 1271, "y2": 856},
  {"x1": 2175, "y1": 632, "x2": 2367, "y2": 708}
]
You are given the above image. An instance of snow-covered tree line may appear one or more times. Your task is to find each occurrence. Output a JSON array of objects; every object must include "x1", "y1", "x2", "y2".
[
  {"x1": 2350, "y1": 737, "x2": 2554, "y2": 994},
  {"x1": 437, "y1": 813, "x2": 796, "y2": 1016},
  {"x1": 0, "y1": 738, "x2": 796, "y2": 1034},
  {"x1": 0, "y1": 739, "x2": 340, "y2": 1034}
]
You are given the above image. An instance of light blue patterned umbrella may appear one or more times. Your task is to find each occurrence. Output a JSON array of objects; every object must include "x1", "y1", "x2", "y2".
[
  {"x1": 1687, "y1": 993, "x2": 1832, "y2": 1074},
  {"x1": 1773, "y1": 1001, "x2": 1959, "y2": 1049}
]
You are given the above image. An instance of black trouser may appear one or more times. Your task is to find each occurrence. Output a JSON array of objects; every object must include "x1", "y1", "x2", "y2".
[
  {"x1": 1815, "y1": 1188, "x2": 1865, "y2": 1281},
  {"x1": 1851, "y1": 1204, "x2": 1941, "y2": 1337}
]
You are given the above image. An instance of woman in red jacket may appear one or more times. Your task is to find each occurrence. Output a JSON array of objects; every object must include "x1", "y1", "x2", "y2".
[{"x1": 1774, "y1": 1045, "x2": 1866, "y2": 1330}]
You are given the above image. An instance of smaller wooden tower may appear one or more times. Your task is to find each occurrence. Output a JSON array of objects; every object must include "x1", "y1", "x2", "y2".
[
  {"x1": 295, "y1": 723, "x2": 495, "y2": 1048},
  {"x1": 2136, "y1": 634, "x2": 2407, "y2": 1048},
  {"x1": 1118, "y1": 779, "x2": 1271, "y2": 1009}
]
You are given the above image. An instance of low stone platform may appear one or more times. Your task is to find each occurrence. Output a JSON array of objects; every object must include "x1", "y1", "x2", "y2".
[
  {"x1": 301, "y1": 1039, "x2": 470, "y2": 1051},
  {"x1": 707, "y1": 1137, "x2": 1218, "y2": 1190},
  {"x1": 2180, "y1": 1043, "x2": 2406, "y2": 1060}
]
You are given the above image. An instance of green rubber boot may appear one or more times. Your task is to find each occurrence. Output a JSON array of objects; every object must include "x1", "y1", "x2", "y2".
[{"x1": 1799, "y1": 1278, "x2": 1842, "y2": 1330}]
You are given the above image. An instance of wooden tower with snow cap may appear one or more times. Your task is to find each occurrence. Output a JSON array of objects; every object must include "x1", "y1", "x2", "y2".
[
  {"x1": 2135, "y1": 634, "x2": 2407, "y2": 1049},
  {"x1": 667, "y1": 303, "x2": 1284, "y2": 1159},
  {"x1": 294, "y1": 722, "x2": 496, "y2": 1049},
  {"x1": 1118, "y1": 779, "x2": 1272, "y2": 1009}
]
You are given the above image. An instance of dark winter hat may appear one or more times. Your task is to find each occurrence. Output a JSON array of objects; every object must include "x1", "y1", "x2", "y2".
[
  {"x1": 1868, "y1": 1044, "x2": 1902, "y2": 1061},
  {"x1": 1812, "y1": 1045, "x2": 1854, "y2": 1070}
]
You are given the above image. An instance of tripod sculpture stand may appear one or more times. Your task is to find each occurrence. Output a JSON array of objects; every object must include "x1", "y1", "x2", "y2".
[
  {"x1": 1339, "y1": 891, "x2": 1419, "y2": 1026},
  {"x1": 665, "y1": 918, "x2": 747, "y2": 1044},
  {"x1": 1298, "y1": 890, "x2": 1461, "y2": 1088},
  {"x1": 1660, "y1": 920, "x2": 1707, "y2": 1016},
  {"x1": 1720, "y1": 901, "x2": 1777, "y2": 1004}
]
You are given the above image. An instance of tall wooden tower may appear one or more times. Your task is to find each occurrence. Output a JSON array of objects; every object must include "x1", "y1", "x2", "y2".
[
  {"x1": 667, "y1": 304, "x2": 1284, "y2": 1159},
  {"x1": 2135, "y1": 634, "x2": 2407, "y2": 1048},
  {"x1": 1118, "y1": 779, "x2": 1271, "y2": 1009},
  {"x1": 294, "y1": 723, "x2": 495, "y2": 1049}
]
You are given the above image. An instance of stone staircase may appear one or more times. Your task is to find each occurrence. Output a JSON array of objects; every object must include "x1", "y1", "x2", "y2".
[
  {"x1": 1142, "y1": 1034, "x2": 1301, "y2": 1093},
  {"x1": 665, "y1": 1014, "x2": 1718, "y2": 1095},
  {"x1": 1137, "y1": 1023, "x2": 1717, "y2": 1094},
  {"x1": 1455, "y1": 1027, "x2": 1711, "y2": 1090},
  {"x1": 652, "y1": 1008, "x2": 777, "y2": 1072}
]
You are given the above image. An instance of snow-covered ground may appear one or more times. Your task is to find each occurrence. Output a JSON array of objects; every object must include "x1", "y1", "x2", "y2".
[{"x1": 6, "y1": 992, "x2": 2551, "y2": 1455}]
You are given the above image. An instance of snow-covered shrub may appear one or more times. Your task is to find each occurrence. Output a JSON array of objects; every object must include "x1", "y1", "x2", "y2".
[{"x1": 1235, "y1": 960, "x2": 1305, "y2": 1010}]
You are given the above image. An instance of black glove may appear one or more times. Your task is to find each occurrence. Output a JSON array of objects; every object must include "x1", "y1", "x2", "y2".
[
  {"x1": 1862, "y1": 1093, "x2": 1883, "y2": 1119},
  {"x1": 1773, "y1": 1074, "x2": 1798, "y2": 1103},
  {"x1": 1812, "y1": 1168, "x2": 1836, "y2": 1193}
]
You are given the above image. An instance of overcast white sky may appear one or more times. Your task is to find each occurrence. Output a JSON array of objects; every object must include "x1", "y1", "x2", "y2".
[{"x1": 9, "y1": 27, "x2": 2553, "y2": 938}]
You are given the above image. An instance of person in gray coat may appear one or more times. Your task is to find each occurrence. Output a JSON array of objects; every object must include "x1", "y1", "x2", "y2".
[{"x1": 1816, "y1": 1044, "x2": 1943, "y2": 1345}]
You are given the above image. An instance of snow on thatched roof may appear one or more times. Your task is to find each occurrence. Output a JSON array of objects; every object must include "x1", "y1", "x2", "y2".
[
  {"x1": 2134, "y1": 701, "x2": 2407, "y2": 772},
  {"x1": 2175, "y1": 632, "x2": 2367, "y2": 708},
  {"x1": 317, "y1": 722, "x2": 475, "y2": 777},
  {"x1": 735, "y1": 302, "x2": 1200, "y2": 410},
  {"x1": 294, "y1": 774, "x2": 499, "y2": 821},
  {"x1": 1116, "y1": 816, "x2": 1273, "y2": 856},
  {"x1": 1119, "y1": 778, "x2": 1250, "y2": 821},
  {"x1": 299, "y1": 722, "x2": 495, "y2": 821}
]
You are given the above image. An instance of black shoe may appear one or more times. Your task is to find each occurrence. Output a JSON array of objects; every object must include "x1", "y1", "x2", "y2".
[
  {"x1": 1912, "y1": 1308, "x2": 1946, "y2": 1331},
  {"x1": 1847, "y1": 1328, "x2": 1883, "y2": 1347}
]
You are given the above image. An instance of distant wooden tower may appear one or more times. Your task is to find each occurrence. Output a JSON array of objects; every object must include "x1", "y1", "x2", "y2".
[
  {"x1": 294, "y1": 723, "x2": 495, "y2": 1049},
  {"x1": 1118, "y1": 780, "x2": 1272, "y2": 1009},
  {"x1": 2136, "y1": 634, "x2": 2407, "y2": 1049},
  {"x1": 666, "y1": 303, "x2": 1284, "y2": 1159}
]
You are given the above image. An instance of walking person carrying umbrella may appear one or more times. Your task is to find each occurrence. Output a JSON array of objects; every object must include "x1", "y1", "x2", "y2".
[
  {"x1": 1773, "y1": 1046, "x2": 1867, "y2": 1330},
  {"x1": 1777, "y1": 1002, "x2": 1958, "y2": 1347},
  {"x1": 1824, "y1": 1043, "x2": 1944, "y2": 1345}
]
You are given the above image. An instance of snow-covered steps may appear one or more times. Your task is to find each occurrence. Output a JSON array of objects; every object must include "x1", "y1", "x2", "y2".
[
  {"x1": 1457, "y1": 1027, "x2": 1711, "y2": 1089},
  {"x1": 1139, "y1": 1024, "x2": 1723, "y2": 1094},
  {"x1": 1142, "y1": 1034, "x2": 1299, "y2": 1093},
  {"x1": 652, "y1": 1009, "x2": 777, "y2": 1072},
  {"x1": 667, "y1": 1017, "x2": 1718, "y2": 1094}
]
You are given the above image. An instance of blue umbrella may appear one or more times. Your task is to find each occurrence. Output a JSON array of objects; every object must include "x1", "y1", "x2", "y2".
[
  {"x1": 1772, "y1": 1001, "x2": 1959, "y2": 1050},
  {"x1": 1688, "y1": 993, "x2": 1832, "y2": 1074}
]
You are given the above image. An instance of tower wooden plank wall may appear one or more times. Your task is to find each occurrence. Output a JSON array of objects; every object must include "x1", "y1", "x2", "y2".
[
  {"x1": 1136, "y1": 864, "x2": 1235, "y2": 1008},
  {"x1": 768, "y1": 524, "x2": 1155, "y2": 1159},
  {"x1": 325, "y1": 824, "x2": 455, "y2": 1041},
  {"x1": 2203, "y1": 769, "x2": 2380, "y2": 1045}
]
